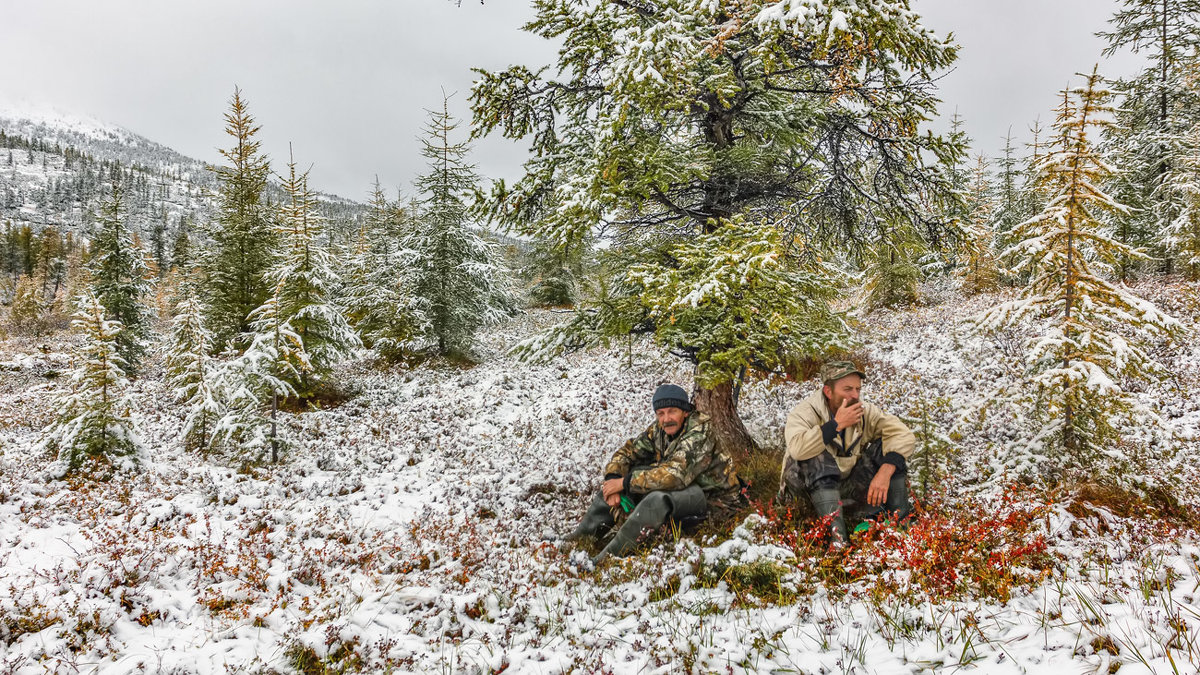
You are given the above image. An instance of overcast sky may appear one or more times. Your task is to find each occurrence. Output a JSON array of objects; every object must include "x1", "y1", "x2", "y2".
[{"x1": 1, "y1": 0, "x2": 1145, "y2": 201}]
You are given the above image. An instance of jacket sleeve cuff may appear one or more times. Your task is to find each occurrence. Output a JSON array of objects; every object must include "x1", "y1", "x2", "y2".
[
  {"x1": 623, "y1": 473, "x2": 634, "y2": 493},
  {"x1": 821, "y1": 420, "x2": 838, "y2": 446},
  {"x1": 604, "y1": 473, "x2": 622, "y2": 481},
  {"x1": 882, "y1": 452, "x2": 907, "y2": 474}
]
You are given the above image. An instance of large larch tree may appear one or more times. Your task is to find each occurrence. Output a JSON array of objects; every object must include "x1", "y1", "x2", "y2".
[
  {"x1": 976, "y1": 68, "x2": 1181, "y2": 471},
  {"x1": 472, "y1": 0, "x2": 963, "y2": 454}
]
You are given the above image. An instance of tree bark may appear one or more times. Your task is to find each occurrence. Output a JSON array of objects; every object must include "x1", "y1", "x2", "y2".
[{"x1": 693, "y1": 380, "x2": 756, "y2": 458}]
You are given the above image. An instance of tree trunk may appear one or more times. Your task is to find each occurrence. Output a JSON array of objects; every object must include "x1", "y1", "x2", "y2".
[
  {"x1": 693, "y1": 380, "x2": 756, "y2": 458},
  {"x1": 1160, "y1": 0, "x2": 1174, "y2": 275},
  {"x1": 270, "y1": 391, "x2": 279, "y2": 464}
]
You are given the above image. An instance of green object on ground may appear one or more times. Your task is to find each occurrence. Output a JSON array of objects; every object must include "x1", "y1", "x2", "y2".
[{"x1": 853, "y1": 521, "x2": 871, "y2": 535}]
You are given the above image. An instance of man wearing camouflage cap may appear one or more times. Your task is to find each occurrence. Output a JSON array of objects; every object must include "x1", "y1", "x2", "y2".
[
  {"x1": 566, "y1": 383, "x2": 743, "y2": 563},
  {"x1": 780, "y1": 360, "x2": 915, "y2": 544}
]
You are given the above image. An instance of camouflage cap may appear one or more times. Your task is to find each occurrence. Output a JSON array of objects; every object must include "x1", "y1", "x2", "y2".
[{"x1": 820, "y1": 360, "x2": 866, "y2": 385}]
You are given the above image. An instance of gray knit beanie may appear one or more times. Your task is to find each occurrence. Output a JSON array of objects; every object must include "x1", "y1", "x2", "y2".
[{"x1": 652, "y1": 384, "x2": 694, "y2": 412}]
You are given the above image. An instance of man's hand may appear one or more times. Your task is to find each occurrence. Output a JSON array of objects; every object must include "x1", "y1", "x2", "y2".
[
  {"x1": 834, "y1": 398, "x2": 863, "y2": 431},
  {"x1": 602, "y1": 477, "x2": 624, "y2": 508},
  {"x1": 867, "y1": 464, "x2": 896, "y2": 507}
]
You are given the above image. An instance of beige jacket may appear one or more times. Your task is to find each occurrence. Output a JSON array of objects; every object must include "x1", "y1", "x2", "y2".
[{"x1": 783, "y1": 389, "x2": 916, "y2": 478}]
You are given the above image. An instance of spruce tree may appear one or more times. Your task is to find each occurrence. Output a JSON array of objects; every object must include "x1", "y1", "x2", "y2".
[
  {"x1": 522, "y1": 232, "x2": 587, "y2": 308},
  {"x1": 166, "y1": 292, "x2": 221, "y2": 452},
  {"x1": 975, "y1": 68, "x2": 1181, "y2": 471},
  {"x1": 993, "y1": 130, "x2": 1034, "y2": 265},
  {"x1": 203, "y1": 88, "x2": 274, "y2": 348},
  {"x1": 171, "y1": 218, "x2": 192, "y2": 274},
  {"x1": 223, "y1": 281, "x2": 309, "y2": 458},
  {"x1": 267, "y1": 152, "x2": 360, "y2": 393},
  {"x1": 411, "y1": 97, "x2": 512, "y2": 357},
  {"x1": 472, "y1": 0, "x2": 961, "y2": 452},
  {"x1": 340, "y1": 180, "x2": 421, "y2": 359},
  {"x1": 87, "y1": 180, "x2": 152, "y2": 375},
  {"x1": 150, "y1": 210, "x2": 169, "y2": 279},
  {"x1": 1099, "y1": 0, "x2": 1200, "y2": 274},
  {"x1": 944, "y1": 111, "x2": 974, "y2": 229},
  {"x1": 212, "y1": 283, "x2": 307, "y2": 463},
  {"x1": 864, "y1": 221, "x2": 926, "y2": 310},
  {"x1": 41, "y1": 291, "x2": 141, "y2": 473},
  {"x1": 1163, "y1": 114, "x2": 1200, "y2": 279}
]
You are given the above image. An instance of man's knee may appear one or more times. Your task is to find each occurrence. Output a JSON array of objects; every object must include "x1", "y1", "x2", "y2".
[
  {"x1": 634, "y1": 491, "x2": 671, "y2": 520},
  {"x1": 664, "y1": 484, "x2": 707, "y2": 519},
  {"x1": 885, "y1": 475, "x2": 912, "y2": 514},
  {"x1": 800, "y1": 454, "x2": 842, "y2": 491},
  {"x1": 782, "y1": 454, "x2": 841, "y2": 497}
]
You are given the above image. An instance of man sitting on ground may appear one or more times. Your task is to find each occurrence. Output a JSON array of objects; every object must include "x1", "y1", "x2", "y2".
[
  {"x1": 780, "y1": 360, "x2": 915, "y2": 544},
  {"x1": 567, "y1": 384, "x2": 743, "y2": 562}
]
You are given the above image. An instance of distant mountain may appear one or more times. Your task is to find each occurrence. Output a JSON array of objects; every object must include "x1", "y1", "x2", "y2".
[
  {"x1": 0, "y1": 103, "x2": 367, "y2": 254},
  {"x1": 0, "y1": 102, "x2": 213, "y2": 181}
]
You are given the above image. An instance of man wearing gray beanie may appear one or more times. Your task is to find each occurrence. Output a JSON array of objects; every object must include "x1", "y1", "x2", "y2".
[{"x1": 566, "y1": 383, "x2": 743, "y2": 563}]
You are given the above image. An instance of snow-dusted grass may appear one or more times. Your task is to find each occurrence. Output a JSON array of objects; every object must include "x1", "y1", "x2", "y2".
[{"x1": 2, "y1": 281, "x2": 1199, "y2": 673}]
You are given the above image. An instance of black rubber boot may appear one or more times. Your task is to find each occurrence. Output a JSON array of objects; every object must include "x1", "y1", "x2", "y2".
[
  {"x1": 565, "y1": 492, "x2": 616, "y2": 541},
  {"x1": 594, "y1": 491, "x2": 672, "y2": 563},
  {"x1": 810, "y1": 487, "x2": 847, "y2": 545}
]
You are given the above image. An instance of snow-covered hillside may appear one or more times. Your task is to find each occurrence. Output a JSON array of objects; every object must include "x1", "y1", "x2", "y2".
[
  {"x1": 1, "y1": 281, "x2": 1199, "y2": 673},
  {"x1": 0, "y1": 102, "x2": 367, "y2": 246},
  {"x1": 0, "y1": 102, "x2": 208, "y2": 175}
]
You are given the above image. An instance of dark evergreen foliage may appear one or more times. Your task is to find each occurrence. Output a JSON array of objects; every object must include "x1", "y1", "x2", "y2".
[
  {"x1": 201, "y1": 89, "x2": 275, "y2": 348},
  {"x1": 86, "y1": 180, "x2": 151, "y2": 375}
]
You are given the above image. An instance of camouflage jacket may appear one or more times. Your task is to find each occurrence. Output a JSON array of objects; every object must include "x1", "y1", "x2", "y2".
[{"x1": 603, "y1": 412, "x2": 742, "y2": 507}]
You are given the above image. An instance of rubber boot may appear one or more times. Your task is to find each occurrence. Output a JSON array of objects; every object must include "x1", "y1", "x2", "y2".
[
  {"x1": 663, "y1": 484, "x2": 707, "y2": 520},
  {"x1": 594, "y1": 492, "x2": 672, "y2": 563},
  {"x1": 565, "y1": 492, "x2": 616, "y2": 542},
  {"x1": 810, "y1": 487, "x2": 847, "y2": 545},
  {"x1": 859, "y1": 473, "x2": 912, "y2": 525}
]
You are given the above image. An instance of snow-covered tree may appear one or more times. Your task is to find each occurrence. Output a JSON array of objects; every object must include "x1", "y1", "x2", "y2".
[
  {"x1": 268, "y1": 153, "x2": 360, "y2": 394},
  {"x1": 944, "y1": 111, "x2": 974, "y2": 228},
  {"x1": 212, "y1": 282, "x2": 308, "y2": 463},
  {"x1": 515, "y1": 217, "x2": 851, "y2": 447},
  {"x1": 627, "y1": 218, "x2": 850, "y2": 385},
  {"x1": 170, "y1": 224, "x2": 193, "y2": 275},
  {"x1": 166, "y1": 292, "x2": 221, "y2": 453},
  {"x1": 472, "y1": 0, "x2": 962, "y2": 453},
  {"x1": 203, "y1": 88, "x2": 274, "y2": 348},
  {"x1": 340, "y1": 180, "x2": 421, "y2": 360},
  {"x1": 1099, "y1": 0, "x2": 1200, "y2": 274},
  {"x1": 41, "y1": 291, "x2": 141, "y2": 473},
  {"x1": 411, "y1": 97, "x2": 512, "y2": 357},
  {"x1": 87, "y1": 180, "x2": 152, "y2": 375},
  {"x1": 864, "y1": 225, "x2": 925, "y2": 309},
  {"x1": 8, "y1": 274, "x2": 45, "y2": 335},
  {"x1": 993, "y1": 130, "x2": 1035, "y2": 266},
  {"x1": 522, "y1": 232, "x2": 587, "y2": 308},
  {"x1": 960, "y1": 155, "x2": 1001, "y2": 294},
  {"x1": 975, "y1": 68, "x2": 1182, "y2": 470},
  {"x1": 1163, "y1": 115, "x2": 1200, "y2": 279}
]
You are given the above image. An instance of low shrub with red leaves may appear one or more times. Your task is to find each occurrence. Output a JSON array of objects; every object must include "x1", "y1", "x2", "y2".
[{"x1": 754, "y1": 483, "x2": 1059, "y2": 604}]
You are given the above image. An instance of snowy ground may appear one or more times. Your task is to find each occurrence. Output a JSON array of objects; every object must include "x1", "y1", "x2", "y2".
[{"x1": 3, "y1": 281, "x2": 1200, "y2": 673}]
